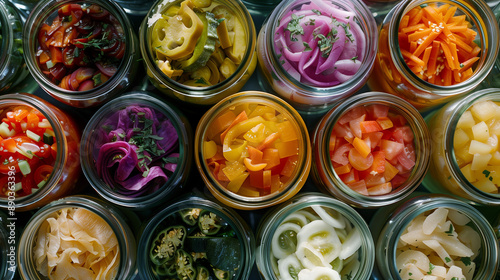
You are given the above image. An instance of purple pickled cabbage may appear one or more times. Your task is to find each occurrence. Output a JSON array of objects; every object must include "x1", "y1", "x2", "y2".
[{"x1": 95, "y1": 105, "x2": 180, "y2": 197}]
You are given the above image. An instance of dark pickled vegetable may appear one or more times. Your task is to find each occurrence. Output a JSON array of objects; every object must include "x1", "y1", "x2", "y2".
[
  {"x1": 150, "y1": 226, "x2": 187, "y2": 265},
  {"x1": 149, "y1": 208, "x2": 241, "y2": 279}
]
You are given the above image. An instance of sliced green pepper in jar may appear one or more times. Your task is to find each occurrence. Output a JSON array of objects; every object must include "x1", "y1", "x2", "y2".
[
  {"x1": 150, "y1": 226, "x2": 187, "y2": 265},
  {"x1": 180, "y1": 208, "x2": 202, "y2": 226},
  {"x1": 153, "y1": 257, "x2": 177, "y2": 277},
  {"x1": 175, "y1": 249, "x2": 198, "y2": 280},
  {"x1": 198, "y1": 210, "x2": 223, "y2": 235}
]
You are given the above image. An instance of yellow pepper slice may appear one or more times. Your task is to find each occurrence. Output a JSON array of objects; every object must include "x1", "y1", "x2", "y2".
[
  {"x1": 152, "y1": 1, "x2": 203, "y2": 60},
  {"x1": 223, "y1": 116, "x2": 265, "y2": 161}
]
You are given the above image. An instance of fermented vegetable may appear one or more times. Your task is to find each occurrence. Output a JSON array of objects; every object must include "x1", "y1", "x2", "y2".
[
  {"x1": 148, "y1": 0, "x2": 247, "y2": 87},
  {"x1": 95, "y1": 105, "x2": 179, "y2": 197},
  {"x1": 273, "y1": 0, "x2": 366, "y2": 87}
]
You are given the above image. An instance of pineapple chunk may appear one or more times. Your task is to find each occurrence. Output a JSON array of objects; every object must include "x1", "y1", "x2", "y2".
[
  {"x1": 471, "y1": 121, "x2": 489, "y2": 142},
  {"x1": 486, "y1": 134, "x2": 499, "y2": 151},
  {"x1": 471, "y1": 100, "x2": 497, "y2": 122},
  {"x1": 460, "y1": 164, "x2": 476, "y2": 182},
  {"x1": 457, "y1": 111, "x2": 475, "y2": 129},
  {"x1": 455, "y1": 144, "x2": 473, "y2": 167},
  {"x1": 473, "y1": 178, "x2": 498, "y2": 193},
  {"x1": 490, "y1": 151, "x2": 500, "y2": 165},
  {"x1": 470, "y1": 153, "x2": 492, "y2": 171},
  {"x1": 489, "y1": 120, "x2": 500, "y2": 136},
  {"x1": 468, "y1": 140, "x2": 492, "y2": 154},
  {"x1": 453, "y1": 128, "x2": 469, "y2": 148}
]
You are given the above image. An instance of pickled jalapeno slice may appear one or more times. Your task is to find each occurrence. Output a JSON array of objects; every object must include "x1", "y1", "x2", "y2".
[
  {"x1": 147, "y1": 0, "x2": 247, "y2": 87},
  {"x1": 150, "y1": 226, "x2": 187, "y2": 265},
  {"x1": 149, "y1": 207, "x2": 241, "y2": 279}
]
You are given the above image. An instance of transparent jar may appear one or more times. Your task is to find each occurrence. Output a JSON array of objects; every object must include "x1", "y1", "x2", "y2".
[
  {"x1": 139, "y1": 0, "x2": 257, "y2": 106},
  {"x1": 23, "y1": 0, "x2": 140, "y2": 108},
  {"x1": 0, "y1": 93, "x2": 80, "y2": 212},
  {"x1": 0, "y1": 0, "x2": 28, "y2": 93},
  {"x1": 371, "y1": 194, "x2": 499, "y2": 280},
  {"x1": 17, "y1": 195, "x2": 137, "y2": 280},
  {"x1": 368, "y1": 0, "x2": 499, "y2": 111},
  {"x1": 423, "y1": 88, "x2": 500, "y2": 205},
  {"x1": 0, "y1": 211, "x2": 15, "y2": 280},
  {"x1": 484, "y1": 2, "x2": 500, "y2": 88},
  {"x1": 137, "y1": 193, "x2": 255, "y2": 280},
  {"x1": 256, "y1": 192, "x2": 375, "y2": 280},
  {"x1": 257, "y1": 0, "x2": 378, "y2": 115},
  {"x1": 195, "y1": 91, "x2": 311, "y2": 210},
  {"x1": 312, "y1": 92, "x2": 431, "y2": 208},
  {"x1": 80, "y1": 91, "x2": 192, "y2": 209}
]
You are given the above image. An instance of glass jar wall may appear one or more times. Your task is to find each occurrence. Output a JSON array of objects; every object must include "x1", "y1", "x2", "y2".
[
  {"x1": 139, "y1": 0, "x2": 257, "y2": 106},
  {"x1": 23, "y1": 0, "x2": 140, "y2": 108},
  {"x1": 0, "y1": 0, "x2": 28, "y2": 93},
  {"x1": 80, "y1": 92, "x2": 192, "y2": 209},
  {"x1": 424, "y1": 88, "x2": 500, "y2": 205},
  {"x1": 17, "y1": 195, "x2": 137, "y2": 280},
  {"x1": 195, "y1": 91, "x2": 311, "y2": 210},
  {"x1": 257, "y1": 0, "x2": 378, "y2": 115},
  {"x1": 0, "y1": 93, "x2": 80, "y2": 212},
  {"x1": 312, "y1": 92, "x2": 431, "y2": 208},
  {"x1": 371, "y1": 194, "x2": 499, "y2": 280},
  {"x1": 0, "y1": 211, "x2": 15, "y2": 280},
  {"x1": 368, "y1": 0, "x2": 499, "y2": 111}
]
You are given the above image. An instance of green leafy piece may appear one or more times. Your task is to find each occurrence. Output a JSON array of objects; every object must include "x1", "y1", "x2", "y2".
[
  {"x1": 312, "y1": 9, "x2": 321, "y2": 16},
  {"x1": 445, "y1": 224, "x2": 454, "y2": 235},
  {"x1": 427, "y1": 263, "x2": 435, "y2": 274},
  {"x1": 285, "y1": 14, "x2": 304, "y2": 41},
  {"x1": 461, "y1": 257, "x2": 471, "y2": 266},
  {"x1": 303, "y1": 42, "x2": 312, "y2": 52}
]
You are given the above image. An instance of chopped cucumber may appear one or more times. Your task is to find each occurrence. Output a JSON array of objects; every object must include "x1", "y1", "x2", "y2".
[
  {"x1": 18, "y1": 160, "x2": 31, "y2": 175},
  {"x1": 0, "y1": 122, "x2": 15, "y2": 138},
  {"x1": 27, "y1": 130, "x2": 41, "y2": 142},
  {"x1": 43, "y1": 133, "x2": 54, "y2": 145},
  {"x1": 13, "y1": 182, "x2": 22, "y2": 192},
  {"x1": 37, "y1": 180, "x2": 46, "y2": 188}
]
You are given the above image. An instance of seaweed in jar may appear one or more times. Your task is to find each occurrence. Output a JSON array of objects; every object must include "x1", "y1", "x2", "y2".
[{"x1": 149, "y1": 207, "x2": 241, "y2": 280}]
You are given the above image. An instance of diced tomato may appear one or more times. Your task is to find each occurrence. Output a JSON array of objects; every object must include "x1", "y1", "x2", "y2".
[
  {"x1": 340, "y1": 169, "x2": 359, "y2": 184},
  {"x1": 348, "y1": 180, "x2": 368, "y2": 195},
  {"x1": 390, "y1": 114, "x2": 407, "y2": 126},
  {"x1": 376, "y1": 117, "x2": 393, "y2": 130},
  {"x1": 333, "y1": 123, "x2": 353, "y2": 139},
  {"x1": 338, "y1": 106, "x2": 367, "y2": 125},
  {"x1": 364, "y1": 132, "x2": 383, "y2": 149},
  {"x1": 349, "y1": 114, "x2": 366, "y2": 139},
  {"x1": 366, "y1": 104, "x2": 389, "y2": 119},
  {"x1": 391, "y1": 173, "x2": 410, "y2": 188},
  {"x1": 380, "y1": 140, "x2": 404, "y2": 161},
  {"x1": 349, "y1": 148, "x2": 373, "y2": 171},
  {"x1": 397, "y1": 146, "x2": 416, "y2": 171},
  {"x1": 367, "y1": 182, "x2": 392, "y2": 196},
  {"x1": 331, "y1": 144, "x2": 353, "y2": 166},
  {"x1": 360, "y1": 121, "x2": 383, "y2": 133},
  {"x1": 392, "y1": 126, "x2": 414, "y2": 144}
]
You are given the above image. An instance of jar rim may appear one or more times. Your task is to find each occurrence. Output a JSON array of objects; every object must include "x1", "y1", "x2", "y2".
[
  {"x1": 22, "y1": 0, "x2": 137, "y2": 102},
  {"x1": 441, "y1": 88, "x2": 500, "y2": 203},
  {"x1": 256, "y1": 192, "x2": 375, "y2": 280},
  {"x1": 376, "y1": 194, "x2": 499, "y2": 279},
  {"x1": 139, "y1": 0, "x2": 256, "y2": 98},
  {"x1": 194, "y1": 91, "x2": 312, "y2": 210},
  {"x1": 265, "y1": 0, "x2": 378, "y2": 96},
  {"x1": 17, "y1": 195, "x2": 136, "y2": 280},
  {"x1": 0, "y1": 93, "x2": 68, "y2": 209},
  {"x1": 80, "y1": 91, "x2": 192, "y2": 208},
  {"x1": 313, "y1": 92, "x2": 431, "y2": 208},
  {"x1": 387, "y1": 0, "x2": 499, "y2": 96},
  {"x1": 137, "y1": 194, "x2": 255, "y2": 280}
]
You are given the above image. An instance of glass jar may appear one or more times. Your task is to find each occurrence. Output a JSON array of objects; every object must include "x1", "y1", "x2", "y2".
[
  {"x1": 257, "y1": 0, "x2": 378, "y2": 115},
  {"x1": 80, "y1": 91, "x2": 192, "y2": 209},
  {"x1": 0, "y1": 0, "x2": 28, "y2": 93},
  {"x1": 139, "y1": 0, "x2": 257, "y2": 106},
  {"x1": 195, "y1": 91, "x2": 311, "y2": 210},
  {"x1": 0, "y1": 211, "x2": 15, "y2": 280},
  {"x1": 137, "y1": 194, "x2": 255, "y2": 280},
  {"x1": 368, "y1": 0, "x2": 499, "y2": 111},
  {"x1": 256, "y1": 192, "x2": 375, "y2": 280},
  {"x1": 423, "y1": 88, "x2": 500, "y2": 205},
  {"x1": 484, "y1": 2, "x2": 500, "y2": 88},
  {"x1": 0, "y1": 93, "x2": 80, "y2": 212},
  {"x1": 371, "y1": 194, "x2": 499, "y2": 280},
  {"x1": 23, "y1": 0, "x2": 140, "y2": 108},
  {"x1": 17, "y1": 195, "x2": 137, "y2": 280},
  {"x1": 312, "y1": 92, "x2": 431, "y2": 208}
]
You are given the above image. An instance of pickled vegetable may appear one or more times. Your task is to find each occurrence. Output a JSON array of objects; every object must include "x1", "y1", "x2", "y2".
[
  {"x1": 454, "y1": 100, "x2": 500, "y2": 194},
  {"x1": 204, "y1": 102, "x2": 302, "y2": 197},
  {"x1": 0, "y1": 106, "x2": 58, "y2": 197},
  {"x1": 398, "y1": 3, "x2": 480, "y2": 86},
  {"x1": 330, "y1": 104, "x2": 415, "y2": 196},
  {"x1": 33, "y1": 208, "x2": 119, "y2": 280},
  {"x1": 271, "y1": 206, "x2": 361, "y2": 280},
  {"x1": 150, "y1": 208, "x2": 241, "y2": 279},
  {"x1": 148, "y1": 0, "x2": 247, "y2": 87},
  {"x1": 36, "y1": 3, "x2": 125, "y2": 91},
  {"x1": 95, "y1": 105, "x2": 179, "y2": 197},
  {"x1": 273, "y1": 0, "x2": 366, "y2": 87},
  {"x1": 396, "y1": 207, "x2": 479, "y2": 280}
]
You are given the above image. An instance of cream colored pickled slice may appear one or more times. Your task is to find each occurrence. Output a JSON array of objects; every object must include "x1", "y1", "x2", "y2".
[
  {"x1": 340, "y1": 257, "x2": 360, "y2": 280},
  {"x1": 399, "y1": 263, "x2": 424, "y2": 280},
  {"x1": 272, "y1": 222, "x2": 302, "y2": 259},
  {"x1": 422, "y1": 207, "x2": 448, "y2": 235},
  {"x1": 339, "y1": 227, "x2": 361, "y2": 260},
  {"x1": 297, "y1": 267, "x2": 341, "y2": 280},
  {"x1": 422, "y1": 239, "x2": 455, "y2": 266},
  {"x1": 73, "y1": 208, "x2": 118, "y2": 250},
  {"x1": 277, "y1": 254, "x2": 303, "y2": 280},
  {"x1": 448, "y1": 209, "x2": 471, "y2": 226},
  {"x1": 395, "y1": 250, "x2": 430, "y2": 271},
  {"x1": 282, "y1": 212, "x2": 308, "y2": 227},
  {"x1": 311, "y1": 205, "x2": 346, "y2": 229},
  {"x1": 296, "y1": 220, "x2": 342, "y2": 267}
]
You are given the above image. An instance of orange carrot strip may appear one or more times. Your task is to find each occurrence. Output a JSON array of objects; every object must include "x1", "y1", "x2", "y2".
[
  {"x1": 440, "y1": 41, "x2": 456, "y2": 70},
  {"x1": 449, "y1": 15, "x2": 465, "y2": 25},
  {"x1": 471, "y1": 45, "x2": 481, "y2": 58},
  {"x1": 443, "y1": 66, "x2": 452, "y2": 86},
  {"x1": 401, "y1": 49, "x2": 425, "y2": 67},
  {"x1": 437, "y1": 4, "x2": 450, "y2": 15},
  {"x1": 409, "y1": 8, "x2": 424, "y2": 26},
  {"x1": 408, "y1": 29, "x2": 432, "y2": 42},
  {"x1": 401, "y1": 23, "x2": 426, "y2": 34},
  {"x1": 438, "y1": 33, "x2": 451, "y2": 44},
  {"x1": 449, "y1": 42, "x2": 460, "y2": 69},
  {"x1": 413, "y1": 31, "x2": 441, "y2": 57},
  {"x1": 453, "y1": 69, "x2": 461, "y2": 83},
  {"x1": 448, "y1": 25, "x2": 467, "y2": 33},
  {"x1": 451, "y1": 35, "x2": 473, "y2": 53},
  {"x1": 443, "y1": 5, "x2": 457, "y2": 22},
  {"x1": 399, "y1": 15, "x2": 410, "y2": 31},
  {"x1": 427, "y1": 40, "x2": 441, "y2": 76},
  {"x1": 461, "y1": 67, "x2": 473, "y2": 81},
  {"x1": 459, "y1": 56, "x2": 480, "y2": 73},
  {"x1": 422, "y1": 46, "x2": 432, "y2": 67},
  {"x1": 410, "y1": 41, "x2": 418, "y2": 53}
]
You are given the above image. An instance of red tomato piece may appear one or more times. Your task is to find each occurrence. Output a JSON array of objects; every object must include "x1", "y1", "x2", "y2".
[
  {"x1": 338, "y1": 106, "x2": 367, "y2": 125},
  {"x1": 348, "y1": 180, "x2": 368, "y2": 195},
  {"x1": 380, "y1": 139, "x2": 404, "y2": 161},
  {"x1": 366, "y1": 104, "x2": 389, "y2": 119},
  {"x1": 349, "y1": 114, "x2": 366, "y2": 139},
  {"x1": 360, "y1": 121, "x2": 383, "y2": 134},
  {"x1": 331, "y1": 143, "x2": 353, "y2": 166},
  {"x1": 348, "y1": 148, "x2": 374, "y2": 171}
]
